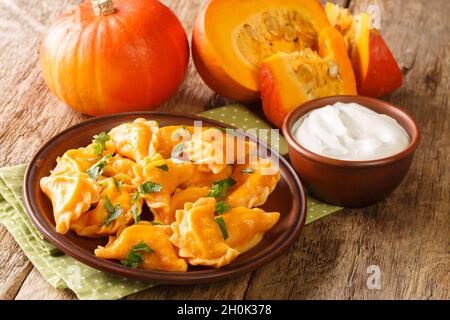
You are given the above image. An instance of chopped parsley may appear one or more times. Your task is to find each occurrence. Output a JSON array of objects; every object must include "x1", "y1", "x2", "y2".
[
  {"x1": 138, "y1": 181, "x2": 162, "y2": 194},
  {"x1": 113, "y1": 176, "x2": 125, "y2": 191},
  {"x1": 120, "y1": 242, "x2": 154, "y2": 268},
  {"x1": 150, "y1": 221, "x2": 163, "y2": 226},
  {"x1": 130, "y1": 204, "x2": 140, "y2": 224},
  {"x1": 208, "y1": 178, "x2": 236, "y2": 200},
  {"x1": 215, "y1": 201, "x2": 231, "y2": 214},
  {"x1": 215, "y1": 217, "x2": 229, "y2": 240},
  {"x1": 93, "y1": 132, "x2": 111, "y2": 156},
  {"x1": 104, "y1": 195, "x2": 123, "y2": 226},
  {"x1": 155, "y1": 164, "x2": 169, "y2": 171},
  {"x1": 132, "y1": 191, "x2": 139, "y2": 203},
  {"x1": 241, "y1": 168, "x2": 254, "y2": 174},
  {"x1": 130, "y1": 191, "x2": 140, "y2": 224},
  {"x1": 87, "y1": 154, "x2": 111, "y2": 180}
]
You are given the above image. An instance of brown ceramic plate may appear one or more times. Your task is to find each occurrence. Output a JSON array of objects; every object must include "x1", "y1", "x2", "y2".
[{"x1": 23, "y1": 112, "x2": 306, "y2": 284}]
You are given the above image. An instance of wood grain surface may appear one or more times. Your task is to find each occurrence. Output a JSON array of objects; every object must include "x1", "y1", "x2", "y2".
[{"x1": 0, "y1": 0, "x2": 448, "y2": 300}]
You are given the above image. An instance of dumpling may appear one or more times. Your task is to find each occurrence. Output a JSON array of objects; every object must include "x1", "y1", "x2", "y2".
[
  {"x1": 184, "y1": 128, "x2": 258, "y2": 174},
  {"x1": 95, "y1": 223, "x2": 188, "y2": 272},
  {"x1": 168, "y1": 186, "x2": 210, "y2": 223},
  {"x1": 220, "y1": 207, "x2": 280, "y2": 253},
  {"x1": 153, "y1": 125, "x2": 194, "y2": 159},
  {"x1": 170, "y1": 197, "x2": 239, "y2": 268},
  {"x1": 102, "y1": 154, "x2": 136, "y2": 179},
  {"x1": 51, "y1": 140, "x2": 115, "y2": 175},
  {"x1": 184, "y1": 128, "x2": 231, "y2": 174},
  {"x1": 70, "y1": 177, "x2": 141, "y2": 237},
  {"x1": 226, "y1": 158, "x2": 280, "y2": 208},
  {"x1": 109, "y1": 118, "x2": 159, "y2": 163},
  {"x1": 184, "y1": 165, "x2": 233, "y2": 188},
  {"x1": 40, "y1": 172, "x2": 101, "y2": 234},
  {"x1": 132, "y1": 156, "x2": 194, "y2": 224}
]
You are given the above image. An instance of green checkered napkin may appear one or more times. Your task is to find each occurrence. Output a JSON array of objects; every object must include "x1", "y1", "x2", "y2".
[{"x1": 0, "y1": 104, "x2": 341, "y2": 300}]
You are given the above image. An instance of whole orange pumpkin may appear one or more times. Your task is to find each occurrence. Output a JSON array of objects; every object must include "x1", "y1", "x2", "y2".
[{"x1": 40, "y1": 0, "x2": 189, "y2": 115}]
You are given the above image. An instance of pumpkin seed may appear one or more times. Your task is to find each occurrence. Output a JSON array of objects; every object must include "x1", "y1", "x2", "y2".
[
  {"x1": 263, "y1": 13, "x2": 280, "y2": 37},
  {"x1": 298, "y1": 63, "x2": 315, "y2": 83},
  {"x1": 289, "y1": 11, "x2": 298, "y2": 22},
  {"x1": 284, "y1": 24, "x2": 298, "y2": 41},
  {"x1": 243, "y1": 24, "x2": 258, "y2": 41},
  {"x1": 328, "y1": 61, "x2": 340, "y2": 78}
]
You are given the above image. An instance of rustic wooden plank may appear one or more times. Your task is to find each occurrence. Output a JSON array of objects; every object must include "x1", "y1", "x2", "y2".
[
  {"x1": 245, "y1": 0, "x2": 450, "y2": 299},
  {"x1": 127, "y1": 274, "x2": 251, "y2": 300},
  {"x1": 0, "y1": 225, "x2": 33, "y2": 300},
  {"x1": 0, "y1": 0, "x2": 85, "y2": 167},
  {"x1": 0, "y1": 0, "x2": 83, "y2": 300},
  {"x1": 14, "y1": 268, "x2": 76, "y2": 300}
]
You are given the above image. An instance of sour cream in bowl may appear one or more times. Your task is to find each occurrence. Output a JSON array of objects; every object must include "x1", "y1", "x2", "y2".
[
  {"x1": 282, "y1": 96, "x2": 420, "y2": 207},
  {"x1": 293, "y1": 102, "x2": 410, "y2": 161}
]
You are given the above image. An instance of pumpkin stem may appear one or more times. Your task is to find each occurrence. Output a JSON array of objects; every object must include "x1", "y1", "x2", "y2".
[{"x1": 93, "y1": 0, "x2": 115, "y2": 16}]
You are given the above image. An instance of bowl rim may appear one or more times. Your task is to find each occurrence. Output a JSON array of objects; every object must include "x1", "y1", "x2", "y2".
[
  {"x1": 282, "y1": 95, "x2": 421, "y2": 168},
  {"x1": 23, "y1": 111, "x2": 307, "y2": 284}
]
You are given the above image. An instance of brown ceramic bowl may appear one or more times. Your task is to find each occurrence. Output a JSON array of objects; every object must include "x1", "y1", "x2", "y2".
[
  {"x1": 24, "y1": 112, "x2": 306, "y2": 284},
  {"x1": 282, "y1": 96, "x2": 420, "y2": 207}
]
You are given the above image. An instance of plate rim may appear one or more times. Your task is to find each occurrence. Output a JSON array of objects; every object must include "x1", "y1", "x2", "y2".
[{"x1": 23, "y1": 111, "x2": 307, "y2": 284}]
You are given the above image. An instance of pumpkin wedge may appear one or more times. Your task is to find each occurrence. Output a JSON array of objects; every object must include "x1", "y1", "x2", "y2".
[
  {"x1": 192, "y1": 0, "x2": 331, "y2": 101},
  {"x1": 325, "y1": 2, "x2": 403, "y2": 97},
  {"x1": 260, "y1": 27, "x2": 357, "y2": 128}
]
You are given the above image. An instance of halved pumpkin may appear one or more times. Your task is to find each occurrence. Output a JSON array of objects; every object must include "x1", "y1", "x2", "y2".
[
  {"x1": 260, "y1": 26, "x2": 357, "y2": 128},
  {"x1": 325, "y1": 2, "x2": 403, "y2": 97},
  {"x1": 192, "y1": 0, "x2": 331, "y2": 101}
]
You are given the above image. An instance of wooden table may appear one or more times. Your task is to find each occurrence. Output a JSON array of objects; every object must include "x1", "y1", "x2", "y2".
[{"x1": 0, "y1": 0, "x2": 448, "y2": 300}]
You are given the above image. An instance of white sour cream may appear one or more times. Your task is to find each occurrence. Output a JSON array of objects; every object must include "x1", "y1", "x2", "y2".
[{"x1": 293, "y1": 102, "x2": 410, "y2": 161}]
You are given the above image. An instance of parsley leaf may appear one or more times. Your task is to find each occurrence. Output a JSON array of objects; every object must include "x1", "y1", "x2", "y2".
[
  {"x1": 130, "y1": 191, "x2": 140, "y2": 224},
  {"x1": 132, "y1": 191, "x2": 139, "y2": 203},
  {"x1": 241, "y1": 168, "x2": 254, "y2": 174},
  {"x1": 93, "y1": 132, "x2": 111, "y2": 156},
  {"x1": 215, "y1": 217, "x2": 229, "y2": 240},
  {"x1": 138, "y1": 181, "x2": 162, "y2": 194},
  {"x1": 87, "y1": 154, "x2": 111, "y2": 180},
  {"x1": 113, "y1": 176, "x2": 125, "y2": 191},
  {"x1": 104, "y1": 195, "x2": 123, "y2": 226},
  {"x1": 131, "y1": 203, "x2": 140, "y2": 224},
  {"x1": 155, "y1": 164, "x2": 169, "y2": 171},
  {"x1": 120, "y1": 241, "x2": 154, "y2": 268},
  {"x1": 215, "y1": 201, "x2": 231, "y2": 214},
  {"x1": 208, "y1": 178, "x2": 236, "y2": 200}
]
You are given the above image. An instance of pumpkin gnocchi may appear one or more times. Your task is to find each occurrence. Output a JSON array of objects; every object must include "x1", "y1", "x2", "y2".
[{"x1": 40, "y1": 119, "x2": 281, "y2": 271}]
